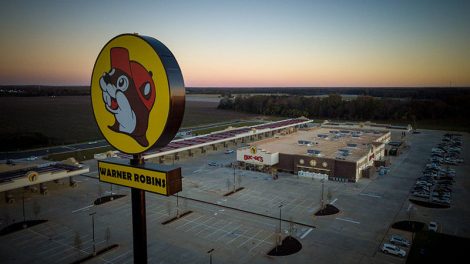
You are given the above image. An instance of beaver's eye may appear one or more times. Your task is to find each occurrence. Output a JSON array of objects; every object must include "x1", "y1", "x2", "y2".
[{"x1": 116, "y1": 75, "x2": 128, "y2": 91}]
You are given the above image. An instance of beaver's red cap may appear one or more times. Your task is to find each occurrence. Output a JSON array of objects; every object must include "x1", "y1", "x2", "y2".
[
  {"x1": 110, "y1": 47, "x2": 155, "y2": 111},
  {"x1": 110, "y1": 47, "x2": 131, "y2": 76},
  {"x1": 130, "y1": 61, "x2": 156, "y2": 110}
]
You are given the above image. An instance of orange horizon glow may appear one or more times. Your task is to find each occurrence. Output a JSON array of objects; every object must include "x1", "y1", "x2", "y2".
[{"x1": 0, "y1": 1, "x2": 469, "y2": 87}]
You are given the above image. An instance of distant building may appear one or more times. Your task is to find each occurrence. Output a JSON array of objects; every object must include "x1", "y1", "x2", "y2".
[{"x1": 237, "y1": 127, "x2": 391, "y2": 182}]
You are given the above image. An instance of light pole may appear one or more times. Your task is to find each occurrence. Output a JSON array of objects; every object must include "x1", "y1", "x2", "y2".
[
  {"x1": 233, "y1": 166, "x2": 236, "y2": 192},
  {"x1": 207, "y1": 248, "x2": 214, "y2": 264},
  {"x1": 22, "y1": 190, "x2": 26, "y2": 223},
  {"x1": 176, "y1": 192, "x2": 179, "y2": 218},
  {"x1": 320, "y1": 179, "x2": 325, "y2": 210},
  {"x1": 89, "y1": 212, "x2": 96, "y2": 256},
  {"x1": 407, "y1": 205, "x2": 417, "y2": 242},
  {"x1": 278, "y1": 203, "x2": 284, "y2": 234}
]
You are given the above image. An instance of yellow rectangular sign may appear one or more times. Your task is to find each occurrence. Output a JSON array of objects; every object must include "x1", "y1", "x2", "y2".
[{"x1": 98, "y1": 159, "x2": 181, "y2": 196}]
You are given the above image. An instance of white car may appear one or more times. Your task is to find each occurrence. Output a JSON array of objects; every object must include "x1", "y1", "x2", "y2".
[
  {"x1": 381, "y1": 243, "x2": 406, "y2": 257},
  {"x1": 26, "y1": 156, "x2": 38, "y2": 161},
  {"x1": 428, "y1": 221, "x2": 439, "y2": 232},
  {"x1": 390, "y1": 235, "x2": 411, "y2": 247},
  {"x1": 224, "y1": 149, "x2": 234, "y2": 154}
]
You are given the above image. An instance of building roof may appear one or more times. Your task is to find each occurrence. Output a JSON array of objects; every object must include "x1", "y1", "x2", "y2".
[
  {"x1": 117, "y1": 118, "x2": 312, "y2": 159},
  {"x1": 250, "y1": 127, "x2": 389, "y2": 162},
  {"x1": 0, "y1": 163, "x2": 84, "y2": 183}
]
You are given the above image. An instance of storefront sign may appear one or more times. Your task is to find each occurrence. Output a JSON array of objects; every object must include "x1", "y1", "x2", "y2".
[
  {"x1": 91, "y1": 33, "x2": 185, "y2": 154},
  {"x1": 98, "y1": 158, "x2": 181, "y2": 196},
  {"x1": 244, "y1": 154, "x2": 264, "y2": 162}
]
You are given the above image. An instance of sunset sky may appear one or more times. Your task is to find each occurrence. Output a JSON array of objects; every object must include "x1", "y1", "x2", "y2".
[{"x1": 0, "y1": 0, "x2": 469, "y2": 87}]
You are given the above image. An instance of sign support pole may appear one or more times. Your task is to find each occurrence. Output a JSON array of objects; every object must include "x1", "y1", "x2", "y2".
[
  {"x1": 92, "y1": 34, "x2": 185, "y2": 264},
  {"x1": 131, "y1": 154, "x2": 147, "y2": 263}
]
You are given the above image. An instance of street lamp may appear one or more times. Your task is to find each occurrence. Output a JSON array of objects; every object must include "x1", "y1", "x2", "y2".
[
  {"x1": 233, "y1": 166, "x2": 236, "y2": 192},
  {"x1": 320, "y1": 179, "x2": 325, "y2": 210},
  {"x1": 207, "y1": 248, "x2": 214, "y2": 264},
  {"x1": 22, "y1": 189, "x2": 26, "y2": 223},
  {"x1": 89, "y1": 212, "x2": 96, "y2": 256}
]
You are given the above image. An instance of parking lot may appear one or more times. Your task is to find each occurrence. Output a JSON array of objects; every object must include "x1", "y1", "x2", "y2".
[{"x1": 0, "y1": 129, "x2": 469, "y2": 263}]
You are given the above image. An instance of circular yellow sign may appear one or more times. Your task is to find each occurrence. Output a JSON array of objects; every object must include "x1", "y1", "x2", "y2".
[
  {"x1": 91, "y1": 34, "x2": 185, "y2": 154},
  {"x1": 27, "y1": 171, "x2": 38, "y2": 182}
]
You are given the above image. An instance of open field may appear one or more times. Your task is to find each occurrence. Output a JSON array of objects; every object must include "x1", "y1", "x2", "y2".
[
  {"x1": 0, "y1": 129, "x2": 469, "y2": 263},
  {"x1": 0, "y1": 96, "x2": 261, "y2": 151}
]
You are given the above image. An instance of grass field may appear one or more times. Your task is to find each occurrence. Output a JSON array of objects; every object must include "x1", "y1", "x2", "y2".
[
  {"x1": 0, "y1": 96, "x2": 261, "y2": 150},
  {"x1": 1, "y1": 95, "x2": 467, "y2": 151}
]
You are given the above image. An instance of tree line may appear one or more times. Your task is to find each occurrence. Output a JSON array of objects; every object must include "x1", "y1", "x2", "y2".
[
  {"x1": 189, "y1": 87, "x2": 470, "y2": 100},
  {"x1": 0, "y1": 85, "x2": 89, "y2": 97},
  {"x1": 218, "y1": 94, "x2": 470, "y2": 125}
]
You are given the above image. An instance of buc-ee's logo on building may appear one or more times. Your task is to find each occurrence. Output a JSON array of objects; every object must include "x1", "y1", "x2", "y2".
[
  {"x1": 91, "y1": 34, "x2": 185, "y2": 154},
  {"x1": 250, "y1": 146, "x2": 257, "y2": 155}
]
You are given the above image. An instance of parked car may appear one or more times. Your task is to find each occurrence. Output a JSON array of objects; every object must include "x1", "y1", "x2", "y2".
[
  {"x1": 390, "y1": 235, "x2": 411, "y2": 247},
  {"x1": 381, "y1": 243, "x2": 406, "y2": 257},
  {"x1": 428, "y1": 221, "x2": 439, "y2": 232},
  {"x1": 208, "y1": 161, "x2": 217, "y2": 166},
  {"x1": 412, "y1": 193, "x2": 429, "y2": 199},
  {"x1": 26, "y1": 156, "x2": 38, "y2": 161},
  {"x1": 224, "y1": 149, "x2": 234, "y2": 154}
]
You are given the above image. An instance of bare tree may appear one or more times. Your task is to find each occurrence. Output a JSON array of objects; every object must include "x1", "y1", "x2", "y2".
[
  {"x1": 273, "y1": 226, "x2": 281, "y2": 247},
  {"x1": 3, "y1": 211, "x2": 10, "y2": 226},
  {"x1": 105, "y1": 227, "x2": 111, "y2": 246},
  {"x1": 166, "y1": 201, "x2": 172, "y2": 217},
  {"x1": 33, "y1": 200, "x2": 41, "y2": 219},
  {"x1": 98, "y1": 184, "x2": 103, "y2": 197},
  {"x1": 74, "y1": 232, "x2": 82, "y2": 256},
  {"x1": 176, "y1": 193, "x2": 180, "y2": 218},
  {"x1": 288, "y1": 217, "x2": 295, "y2": 237},
  {"x1": 182, "y1": 198, "x2": 188, "y2": 212},
  {"x1": 326, "y1": 188, "x2": 333, "y2": 204},
  {"x1": 320, "y1": 179, "x2": 325, "y2": 210},
  {"x1": 226, "y1": 178, "x2": 231, "y2": 192}
]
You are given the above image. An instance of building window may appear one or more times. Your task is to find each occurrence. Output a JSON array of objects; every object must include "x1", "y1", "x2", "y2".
[
  {"x1": 299, "y1": 159, "x2": 304, "y2": 165},
  {"x1": 310, "y1": 159, "x2": 316, "y2": 166},
  {"x1": 322, "y1": 161, "x2": 328, "y2": 168}
]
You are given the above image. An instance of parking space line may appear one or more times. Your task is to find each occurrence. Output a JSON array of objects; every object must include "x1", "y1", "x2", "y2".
[
  {"x1": 216, "y1": 224, "x2": 242, "y2": 242},
  {"x1": 359, "y1": 193, "x2": 381, "y2": 198},
  {"x1": 47, "y1": 246, "x2": 76, "y2": 259},
  {"x1": 300, "y1": 228, "x2": 313, "y2": 239},
  {"x1": 184, "y1": 217, "x2": 214, "y2": 232},
  {"x1": 106, "y1": 249, "x2": 132, "y2": 263},
  {"x1": 336, "y1": 217, "x2": 360, "y2": 224},
  {"x1": 174, "y1": 215, "x2": 204, "y2": 230},
  {"x1": 238, "y1": 230, "x2": 262, "y2": 248},
  {"x1": 226, "y1": 229, "x2": 248, "y2": 245},
  {"x1": 205, "y1": 221, "x2": 233, "y2": 239},
  {"x1": 37, "y1": 243, "x2": 68, "y2": 256},
  {"x1": 249, "y1": 232, "x2": 275, "y2": 253},
  {"x1": 195, "y1": 219, "x2": 222, "y2": 236},
  {"x1": 72, "y1": 204, "x2": 95, "y2": 214}
]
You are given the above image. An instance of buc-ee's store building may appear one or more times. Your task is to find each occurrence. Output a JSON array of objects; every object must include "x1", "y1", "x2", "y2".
[{"x1": 236, "y1": 127, "x2": 391, "y2": 182}]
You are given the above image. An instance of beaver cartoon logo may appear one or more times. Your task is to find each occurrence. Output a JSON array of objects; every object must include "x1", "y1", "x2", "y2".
[
  {"x1": 250, "y1": 146, "x2": 257, "y2": 155},
  {"x1": 99, "y1": 47, "x2": 156, "y2": 147},
  {"x1": 92, "y1": 34, "x2": 185, "y2": 154}
]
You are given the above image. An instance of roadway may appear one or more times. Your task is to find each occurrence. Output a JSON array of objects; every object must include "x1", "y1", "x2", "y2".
[
  {"x1": 0, "y1": 119, "x2": 268, "y2": 161},
  {"x1": 0, "y1": 140, "x2": 108, "y2": 160}
]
